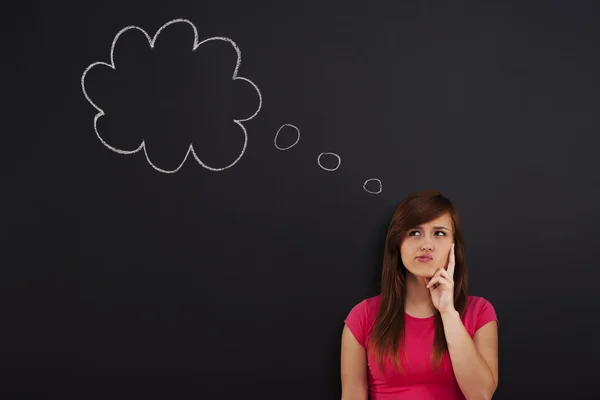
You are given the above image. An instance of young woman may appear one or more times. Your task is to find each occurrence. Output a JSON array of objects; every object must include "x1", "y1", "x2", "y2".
[{"x1": 341, "y1": 190, "x2": 498, "y2": 400}]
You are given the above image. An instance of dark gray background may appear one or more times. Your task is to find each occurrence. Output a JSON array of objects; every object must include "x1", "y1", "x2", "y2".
[{"x1": 3, "y1": 1, "x2": 599, "y2": 398}]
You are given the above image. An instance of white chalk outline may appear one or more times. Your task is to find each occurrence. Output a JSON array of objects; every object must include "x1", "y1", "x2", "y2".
[
  {"x1": 317, "y1": 152, "x2": 341, "y2": 171},
  {"x1": 274, "y1": 124, "x2": 300, "y2": 150},
  {"x1": 81, "y1": 18, "x2": 263, "y2": 173},
  {"x1": 363, "y1": 178, "x2": 382, "y2": 194}
]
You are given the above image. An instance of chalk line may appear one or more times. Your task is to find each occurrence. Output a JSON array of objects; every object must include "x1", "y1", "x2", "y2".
[
  {"x1": 317, "y1": 152, "x2": 341, "y2": 171},
  {"x1": 363, "y1": 178, "x2": 382, "y2": 194},
  {"x1": 81, "y1": 18, "x2": 263, "y2": 173},
  {"x1": 274, "y1": 124, "x2": 300, "y2": 150}
]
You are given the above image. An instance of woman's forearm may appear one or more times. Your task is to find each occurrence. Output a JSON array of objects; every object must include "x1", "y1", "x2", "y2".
[
  {"x1": 341, "y1": 388, "x2": 368, "y2": 400},
  {"x1": 441, "y1": 310, "x2": 496, "y2": 400}
]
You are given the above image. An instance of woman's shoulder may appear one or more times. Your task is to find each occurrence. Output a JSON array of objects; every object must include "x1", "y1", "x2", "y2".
[
  {"x1": 462, "y1": 295, "x2": 499, "y2": 335},
  {"x1": 466, "y1": 295, "x2": 495, "y2": 310},
  {"x1": 349, "y1": 294, "x2": 382, "y2": 315},
  {"x1": 344, "y1": 294, "x2": 382, "y2": 327},
  {"x1": 344, "y1": 294, "x2": 382, "y2": 348}
]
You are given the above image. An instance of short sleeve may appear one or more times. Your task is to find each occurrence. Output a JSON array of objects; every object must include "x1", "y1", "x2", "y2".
[
  {"x1": 344, "y1": 299, "x2": 369, "y2": 348},
  {"x1": 474, "y1": 297, "x2": 499, "y2": 333}
]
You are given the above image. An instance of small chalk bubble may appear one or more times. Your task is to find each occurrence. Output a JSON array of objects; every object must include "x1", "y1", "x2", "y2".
[
  {"x1": 274, "y1": 124, "x2": 300, "y2": 150},
  {"x1": 317, "y1": 152, "x2": 341, "y2": 171},
  {"x1": 363, "y1": 178, "x2": 382, "y2": 194}
]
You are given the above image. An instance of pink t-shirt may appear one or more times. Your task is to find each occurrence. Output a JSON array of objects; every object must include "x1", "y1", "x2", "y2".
[{"x1": 344, "y1": 294, "x2": 498, "y2": 400}]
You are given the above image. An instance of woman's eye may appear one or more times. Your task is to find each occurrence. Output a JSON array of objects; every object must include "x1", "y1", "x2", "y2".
[{"x1": 408, "y1": 230, "x2": 445, "y2": 236}]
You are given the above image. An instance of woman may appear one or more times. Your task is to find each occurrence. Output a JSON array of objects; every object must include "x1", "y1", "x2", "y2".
[{"x1": 341, "y1": 190, "x2": 498, "y2": 400}]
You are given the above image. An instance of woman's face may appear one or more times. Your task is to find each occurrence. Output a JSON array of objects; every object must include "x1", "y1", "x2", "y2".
[{"x1": 400, "y1": 213, "x2": 454, "y2": 279}]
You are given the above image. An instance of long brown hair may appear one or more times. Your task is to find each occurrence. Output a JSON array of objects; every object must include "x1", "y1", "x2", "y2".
[{"x1": 366, "y1": 190, "x2": 468, "y2": 373}]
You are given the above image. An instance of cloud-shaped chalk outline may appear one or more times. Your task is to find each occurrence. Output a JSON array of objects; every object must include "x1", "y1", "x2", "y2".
[
  {"x1": 363, "y1": 178, "x2": 382, "y2": 194},
  {"x1": 80, "y1": 18, "x2": 263, "y2": 173},
  {"x1": 318, "y1": 152, "x2": 341, "y2": 171},
  {"x1": 274, "y1": 124, "x2": 300, "y2": 150}
]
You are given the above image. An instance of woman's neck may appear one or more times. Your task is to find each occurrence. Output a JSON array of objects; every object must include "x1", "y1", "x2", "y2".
[{"x1": 404, "y1": 272, "x2": 436, "y2": 318}]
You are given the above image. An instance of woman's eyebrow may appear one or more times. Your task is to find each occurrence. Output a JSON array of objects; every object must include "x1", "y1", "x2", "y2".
[{"x1": 414, "y1": 225, "x2": 450, "y2": 230}]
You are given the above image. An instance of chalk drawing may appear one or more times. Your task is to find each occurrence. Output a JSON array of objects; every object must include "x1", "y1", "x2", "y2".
[
  {"x1": 317, "y1": 152, "x2": 341, "y2": 171},
  {"x1": 274, "y1": 124, "x2": 300, "y2": 150},
  {"x1": 363, "y1": 178, "x2": 382, "y2": 194},
  {"x1": 81, "y1": 18, "x2": 262, "y2": 173}
]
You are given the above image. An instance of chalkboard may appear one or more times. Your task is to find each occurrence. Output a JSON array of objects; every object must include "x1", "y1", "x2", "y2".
[{"x1": 4, "y1": 1, "x2": 600, "y2": 399}]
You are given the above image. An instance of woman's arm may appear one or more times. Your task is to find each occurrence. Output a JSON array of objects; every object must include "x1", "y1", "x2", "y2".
[
  {"x1": 340, "y1": 324, "x2": 368, "y2": 400},
  {"x1": 441, "y1": 310, "x2": 499, "y2": 400}
]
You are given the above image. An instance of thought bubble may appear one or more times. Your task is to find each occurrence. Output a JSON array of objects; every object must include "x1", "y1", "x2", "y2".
[
  {"x1": 82, "y1": 18, "x2": 382, "y2": 195},
  {"x1": 81, "y1": 18, "x2": 262, "y2": 173}
]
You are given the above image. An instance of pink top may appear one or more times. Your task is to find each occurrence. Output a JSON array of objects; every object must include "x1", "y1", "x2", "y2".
[{"x1": 344, "y1": 294, "x2": 498, "y2": 400}]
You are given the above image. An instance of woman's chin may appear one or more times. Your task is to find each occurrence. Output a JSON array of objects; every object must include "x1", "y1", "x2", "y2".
[{"x1": 407, "y1": 266, "x2": 439, "y2": 279}]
